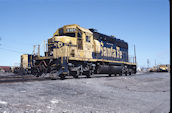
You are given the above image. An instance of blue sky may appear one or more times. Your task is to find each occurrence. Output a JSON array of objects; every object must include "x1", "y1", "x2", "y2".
[{"x1": 0, "y1": 0, "x2": 170, "y2": 67}]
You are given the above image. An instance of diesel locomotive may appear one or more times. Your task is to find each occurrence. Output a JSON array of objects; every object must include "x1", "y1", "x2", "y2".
[{"x1": 21, "y1": 24, "x2": 137, "y2": 79}]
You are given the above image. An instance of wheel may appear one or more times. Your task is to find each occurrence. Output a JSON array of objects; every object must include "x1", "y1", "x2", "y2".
[
  {"x1": 119, "y1": 73, "x2": 122, "y2": 76},
  {"x1": 59, "y1": 74, "x2": 65, "y2": 80},
  {"x1": 86, "y1": 70, "x2": 91, "y2": 78},
  {"x1": 122, "y1": 65, "x2": 128, "y2": 76},
  {"x1": 114, "y1": 74, "x2": 117, "y2": 76},
  {"x1": 34, "y1": 68, "x2": 41, "y2": 77},
  {"x1": 96, "y1": 66, "x2": 101, "y2": 74},
  {"x1": 51, "y1": 77, "x2": 57, "y2": 80},
  {"x1": 31, "y1": 67, "x2": 37, "y2": 75},
  {"x1": 108, "y1": 73, "x2": 112, "y2": 77},
  {"x1": 129, "y1": 72, "x2": 132, "y2": 75},
  {"x1": 73, "y1": 75, "x2": 78, "y2": 78},
  {"x1": 72, "y1": 71, "x2": 79, "y2": 78},
  {"x1": 50, "y1": 73, "x2": 58, "y2": 80},
  {"x1": 125, "y1": 72, "x2": 128, "y2": 76},
  {"x1": 36, "y1": 72, "x2": 42, "y2": 77}
]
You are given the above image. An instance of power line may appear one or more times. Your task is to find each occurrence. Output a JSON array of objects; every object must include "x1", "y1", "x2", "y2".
[
  {"x1": 0, "y1": 47, "x2": 25, "y2": 54},
  {"x1": 0, "y1": 37, "x2": 1, "y2": 46}
]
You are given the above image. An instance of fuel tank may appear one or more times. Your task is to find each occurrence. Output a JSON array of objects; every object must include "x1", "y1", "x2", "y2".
[{"x1": 96, "y1": 65, "x2": 122, "y2": 74}]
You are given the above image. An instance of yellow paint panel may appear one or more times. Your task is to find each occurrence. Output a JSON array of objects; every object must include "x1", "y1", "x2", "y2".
[{"x1": 21, "y1": 55, "x2": 28, "y2": 68}]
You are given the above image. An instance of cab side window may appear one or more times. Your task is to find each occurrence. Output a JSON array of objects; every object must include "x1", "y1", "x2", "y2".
[
  {"x1": 77, "y1": 30, "x2": 83, "y2": 50},
  {"x1": 86, "y1": 36, "x2": 90, "y2": 42},
  {"x1": 59, "y1": 28, "x2": 63, "y2": 36},
  {"x1": 77, "y1": 31, "x2": 82, "y2": 39}
]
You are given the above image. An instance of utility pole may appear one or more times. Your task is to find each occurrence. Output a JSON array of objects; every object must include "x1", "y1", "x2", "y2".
[
  {"x1": 46, "y1": 40, "x2": 48, "y2": 52},
  {"x1": 147, "y1": 59, "x2": 150, "y2": 68},
  {"x1": 134, "y1": 45, "x2": 137, "y2": 64},
  {"x1": 44, "y1": 40, "x2": 45, "y2": 52},
  {"x1": 33, "y1": 45, "x2": 36, "y2": 55},
  {"x1": 38, "y1": 45, "x2": 40, "y2": 57}
]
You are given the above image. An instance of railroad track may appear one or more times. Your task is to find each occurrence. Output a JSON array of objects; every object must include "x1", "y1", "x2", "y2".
[
  {"x1": 0, "y1": 72, "x2": 142, "y2": 83},
  {"x1": 0, "y1": 74, "x2": 52, "y2": 83}
]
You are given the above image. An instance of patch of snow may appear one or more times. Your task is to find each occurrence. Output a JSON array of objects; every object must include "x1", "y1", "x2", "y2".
[
  {"x1": 37, "y1": 109, "x2": 42, "y2": 112},
  {"x1": 0, "y1": 100, "x2": 7, "y2": 105},
  {"x1": 47, "y1": 106, "x2": 51, "y2": 108},
  {"x1": 50, "y1": 99, "x2": 60, "y2": 104},
  {"x1": 20, "y1": 90, "x2": 26, "y2": 93}
]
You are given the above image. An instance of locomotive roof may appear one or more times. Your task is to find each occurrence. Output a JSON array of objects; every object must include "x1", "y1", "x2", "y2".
[
  {"x1": 64, "y1": 24, "x2": 92, "y2": 34},
  {"x1": 89, "y1": 29, "x2": 128, "y2": 49},
  {"x1": 53, "y1": 24, "x2": 93, "y2": 36}
]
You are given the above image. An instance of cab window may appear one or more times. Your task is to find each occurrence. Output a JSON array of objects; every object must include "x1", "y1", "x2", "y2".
[
  {"x1": 59, "y1": 28, "x2": 63, "y2": 36},
  {"x1": 77, "y1": 31, "x2": 82, "y2": 38},
  {"x1": 86, "y1": 36, "x2": 90, "y2": 42},
  {"x1": 63, "y1": 33, "x2": 75, "y2": 37},
  {"x1": 59, "y1": 28, "x2": 75, "y2": 37}
]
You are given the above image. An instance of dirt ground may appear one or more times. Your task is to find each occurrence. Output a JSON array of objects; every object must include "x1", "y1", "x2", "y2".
[{"x1": 0, "y1": 72, "x2": 170, "y2": 113}]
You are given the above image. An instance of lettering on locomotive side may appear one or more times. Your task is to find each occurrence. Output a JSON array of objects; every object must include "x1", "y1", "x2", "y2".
[
  {"x1": 101, "y1": 46, "x2": 122, "y2": 59},
  {"x1": 112, "y1": 49, "x2": 116, "y2": 58}
]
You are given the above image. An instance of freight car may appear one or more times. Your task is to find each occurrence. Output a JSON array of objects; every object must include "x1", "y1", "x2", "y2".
[
  {"x1": 149, "y1": 64, "x2": 169, "y2": 72},
  {"x1": 149, "y1": 66, "x2": 158, "y2": 72},
  {"x1": 156, "y1": 65, "x2": 169, "y2": 72},
  {"x1": 29, "y1": 24, "x2": 136, "y2": 79}
]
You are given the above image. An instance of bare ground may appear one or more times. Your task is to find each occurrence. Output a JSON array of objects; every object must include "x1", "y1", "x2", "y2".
[{"x1": 0, "y1": 72, "x2": 170, "y2": 113}]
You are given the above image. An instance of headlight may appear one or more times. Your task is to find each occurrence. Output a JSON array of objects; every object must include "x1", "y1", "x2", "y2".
[{"x1": 52, "y1": 38, "x2": 54, "y2": 42}]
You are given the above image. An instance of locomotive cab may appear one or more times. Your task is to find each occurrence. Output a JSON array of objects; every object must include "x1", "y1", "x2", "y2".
[{"x1": 48, "y1": 24, "x2": 94, "y2": 60}]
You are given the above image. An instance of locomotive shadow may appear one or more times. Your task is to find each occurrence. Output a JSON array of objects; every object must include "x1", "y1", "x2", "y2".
[{"x1": 57, "y1": 73, "x2": 138, "y2": 80}]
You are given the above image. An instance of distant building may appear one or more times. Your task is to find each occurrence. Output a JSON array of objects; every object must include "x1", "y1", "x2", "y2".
[
  {"x1": 137, "y1": 67, "x2": 141, "y2": 72},
  {"x1": 0, "y1": 66, "x2": 11, "y2": 72}
]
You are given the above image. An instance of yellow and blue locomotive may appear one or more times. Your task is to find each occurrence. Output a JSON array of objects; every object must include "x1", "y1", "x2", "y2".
[{"x1": 28, "y1": 24, "x2": 136, "y2": 79}]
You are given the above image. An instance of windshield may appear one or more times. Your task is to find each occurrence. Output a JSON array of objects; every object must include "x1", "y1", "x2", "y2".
[{"x1": 63, "y1": 33, "x2": 75, "y2": 37}]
